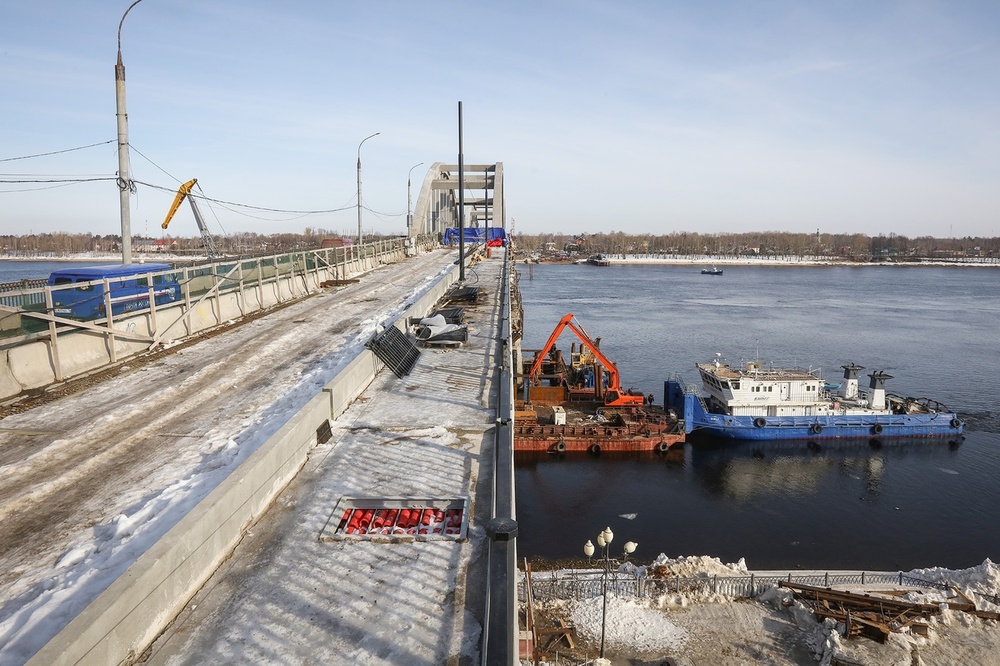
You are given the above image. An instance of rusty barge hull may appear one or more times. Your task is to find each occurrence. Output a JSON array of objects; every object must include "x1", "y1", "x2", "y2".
[{"x1": 513, "y1": 424, "x2": 685, "y2": 453}]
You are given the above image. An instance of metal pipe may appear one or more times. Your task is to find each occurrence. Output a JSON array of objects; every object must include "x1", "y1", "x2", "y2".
[{"x1": 458, "y1": 101, "x2": 465, "y2": 282}]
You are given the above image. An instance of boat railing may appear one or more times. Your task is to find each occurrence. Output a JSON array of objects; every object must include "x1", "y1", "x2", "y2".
[{"x1": 669, "y1": 372, "x2": 700, "y2": 396}]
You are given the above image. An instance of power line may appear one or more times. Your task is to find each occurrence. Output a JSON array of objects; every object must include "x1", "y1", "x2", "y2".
[
  {"x1": 133, "y1": 180, "x2": 355, "y2": 216},
  {"x1": 0, "y1": 177, "x2": 117, "y2": 184},
  {"x1": 0, "y1": 140, "x2": 116, "y2": 163}
]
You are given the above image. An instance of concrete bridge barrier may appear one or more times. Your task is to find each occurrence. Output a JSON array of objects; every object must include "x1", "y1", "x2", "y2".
[{"x1": 26, "y1": 249, "x2": 468, "y2": 666}]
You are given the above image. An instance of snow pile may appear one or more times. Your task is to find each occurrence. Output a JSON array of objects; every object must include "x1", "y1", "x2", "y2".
[
  {"x1": 568, "y1": 595, "x2": 687, "y2": 653},
  {"x1": 646, "y1": 553, "x2": 749, "y2": 578},
  {"x1": 905, "y1": 559, "x2": 1000, "y2": 611}
]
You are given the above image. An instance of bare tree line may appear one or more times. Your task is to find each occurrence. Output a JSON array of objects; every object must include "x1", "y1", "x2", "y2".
[
  {"x1": 515, "y1": 231, "x2": 1000, "y2": 260},
  {"x1": 0, "y1": 227, "x2": 378, "y2": 257}
]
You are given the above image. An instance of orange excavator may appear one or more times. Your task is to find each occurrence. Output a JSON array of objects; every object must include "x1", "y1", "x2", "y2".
[{"x1": 528, "y1": 313, "x2": 646, "y2": 407}]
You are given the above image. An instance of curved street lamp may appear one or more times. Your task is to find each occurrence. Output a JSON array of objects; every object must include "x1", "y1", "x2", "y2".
[
  {"x1": 115, "y1": 0, "x2": 144, "y2": 264},
  {"x1": 356, "y1": 132, "x2": 380, "y2": 246},
  {"x1": 407, "y1": 162, "x2": 424, "y2": 236}
]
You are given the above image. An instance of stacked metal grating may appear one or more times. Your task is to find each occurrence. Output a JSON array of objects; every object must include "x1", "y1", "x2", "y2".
[{"x1": 366, "y1": 325, "x2": 421, "y2": 377}]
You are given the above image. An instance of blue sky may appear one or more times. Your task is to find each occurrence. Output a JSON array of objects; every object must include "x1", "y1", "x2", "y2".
[{"x1": 1, "y1": 0, "x2": 998, "y2": 239}]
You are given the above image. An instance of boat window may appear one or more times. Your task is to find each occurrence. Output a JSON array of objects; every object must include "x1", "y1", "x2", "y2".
[{"x1": 731, "y1": 381, "x2": 740, "y2": 390}]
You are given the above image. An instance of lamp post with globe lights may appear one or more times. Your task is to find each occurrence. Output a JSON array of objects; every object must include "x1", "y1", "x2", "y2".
[{"x1": 584, "y1": 526, "x2": 637, "y2": 660}]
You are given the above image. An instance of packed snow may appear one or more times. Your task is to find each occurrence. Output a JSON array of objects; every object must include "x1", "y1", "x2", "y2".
[
  {"x1": 0, "y1": 249, "x2": 461, "y2": 664},
  {"x1": 529, "y1": 556, "x2": 1000, "y2": 665}
]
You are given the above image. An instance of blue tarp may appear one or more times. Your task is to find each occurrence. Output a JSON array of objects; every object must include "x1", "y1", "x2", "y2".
[{"x1": 442, "y1": 227, "x2": 507, "y2": 246}]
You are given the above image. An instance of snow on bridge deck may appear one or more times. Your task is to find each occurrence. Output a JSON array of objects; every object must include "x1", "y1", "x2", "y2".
[{"x1": 141, "y1": 256, "x2": 505, "y2": 665}]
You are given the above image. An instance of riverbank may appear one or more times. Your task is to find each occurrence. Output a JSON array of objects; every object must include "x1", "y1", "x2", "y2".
[
  {"x1": 554, "y1": 254, "x2": 1000, "y2": 268},
  {"x1": 0, "y1": 253, "x2": 198, "y2": 263},
  {"x1": 528, "y1": 555, "x2": 1000, "y2": 665}
]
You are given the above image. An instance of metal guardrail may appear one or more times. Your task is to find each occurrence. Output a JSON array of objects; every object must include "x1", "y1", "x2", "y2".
[
  {"x1": 0, "y1": 241, "x2": 406, "y2": 345},
  {"x1": 482, "y1": 246, "x2": 518, "y2": 666},
  {"x1": 524, "y1": 569, "x2": 1000, "y2": 607}
]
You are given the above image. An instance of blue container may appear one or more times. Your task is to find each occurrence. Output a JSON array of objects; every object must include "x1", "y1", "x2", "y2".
[{"x1": 48, "y1": 263, "x2": 180, "y2": 319}]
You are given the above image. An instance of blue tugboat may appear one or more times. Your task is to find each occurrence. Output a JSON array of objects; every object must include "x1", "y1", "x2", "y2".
[{"x1": 665, "y1": 356, "x2": 963, "y2": 441}]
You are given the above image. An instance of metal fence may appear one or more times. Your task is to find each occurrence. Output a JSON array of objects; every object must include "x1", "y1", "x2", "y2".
[
  {"x1": 522, "y1": 569, "x2": 984, "y2": 603},
  {"x1": 0, "y1": 240, "x2": 407, "y2": 344}
]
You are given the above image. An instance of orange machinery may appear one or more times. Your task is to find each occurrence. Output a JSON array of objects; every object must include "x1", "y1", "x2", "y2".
[{"x1": 527, "y1": 313, "x2": 646, "y2": 407}]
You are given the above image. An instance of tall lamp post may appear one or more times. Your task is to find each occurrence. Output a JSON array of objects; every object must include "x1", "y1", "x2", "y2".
[
  {"x1": 115, "y1": 0, "x2": 144, "y2": 264},
  {"x1": 407, "y1": 162, "x2": 424, "y2": 236},
  {"x1": 356, "y1": 132, "x2": 380, "y2": 247},
  {"x1": 583, "y1": 527, "x2": 637, "y2": 661}
]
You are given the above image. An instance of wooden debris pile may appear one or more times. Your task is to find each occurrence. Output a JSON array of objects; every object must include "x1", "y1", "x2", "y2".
[{"x1": 781, "y1": 581, "x2": 1000, "y2": 643}]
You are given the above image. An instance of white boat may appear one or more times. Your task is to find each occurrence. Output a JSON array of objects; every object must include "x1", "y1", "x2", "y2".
[{"x1": 665, "y1": 357, "x2": 963, "y2": 441}]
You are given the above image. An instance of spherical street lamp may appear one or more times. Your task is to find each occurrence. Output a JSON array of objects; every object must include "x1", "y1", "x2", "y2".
[{"x1": 583, "y1": 526, "x2": 635, "y2": 660}]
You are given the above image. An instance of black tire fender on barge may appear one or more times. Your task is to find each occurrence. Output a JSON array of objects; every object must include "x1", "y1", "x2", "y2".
[
  {"x1": 950, "y1": 418, "x2": 961, "y2": 429},
  {"x1": 754, "y1": 417, "x2": 767, "y2": 428},
  {"x1": 810, "y1": 423, "x2": 823, "y2": 435},
  {"x1": 871, "y1": 423, "x2": 883, "y2": 435}
]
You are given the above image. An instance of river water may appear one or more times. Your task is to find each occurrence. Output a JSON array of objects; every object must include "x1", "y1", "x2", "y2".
[
  {"x1": 0, "y1": 260, "x2": 117, "y2": 284},
  {"x1": 514, "y1": 262, "x2": 1000, "y2": 571}
]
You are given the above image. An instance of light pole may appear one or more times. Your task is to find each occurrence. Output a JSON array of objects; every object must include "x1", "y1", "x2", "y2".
[
  {"x1": 115, "y1": 0, "x2": 144, "y2": 264},
  {"x1": 356, "y1": 132, "x2": 380, "y2": 247},
  {"x1": 583, "y1": 526, "x2": 637, "y2": 660},
  {"x1": 407, "y1": 162, "x2": 424, "y2": 236}
]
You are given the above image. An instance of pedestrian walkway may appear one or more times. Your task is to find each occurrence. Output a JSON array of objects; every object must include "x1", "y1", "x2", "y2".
[{"x1": 142, "y1": 255, "x2": 507, "y2": 665}]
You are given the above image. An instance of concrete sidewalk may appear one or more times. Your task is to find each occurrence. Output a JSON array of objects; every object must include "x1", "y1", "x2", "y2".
[{"x1": 142, "y1": 256, "x2": 506, "y2": 666}]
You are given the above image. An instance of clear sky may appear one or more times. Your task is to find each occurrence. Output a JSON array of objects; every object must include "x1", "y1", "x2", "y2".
[{"x1": 1, "y1": 1, "x2": 998, "y2": 239}]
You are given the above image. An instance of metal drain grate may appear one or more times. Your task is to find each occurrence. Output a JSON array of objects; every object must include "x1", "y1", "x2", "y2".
[
  {"x1": 366, "y1": 326, "x2": 421, "y2": 377},
  {"x1": 320, "y1": 497, "x2": 468, "y2": 541}
]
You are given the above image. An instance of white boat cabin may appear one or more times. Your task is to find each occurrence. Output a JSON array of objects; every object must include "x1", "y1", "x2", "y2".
[{"x1": 696, "y1": 358, "x2": 891, "y2": 418}]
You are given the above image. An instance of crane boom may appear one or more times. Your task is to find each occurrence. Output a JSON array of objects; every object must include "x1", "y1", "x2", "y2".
[
  {"x1": 528, "y1": 313, "x2": 645, "y2": 406},
  {"x1": 161, "y1": 178, "x2": 220, "y2": 257}
]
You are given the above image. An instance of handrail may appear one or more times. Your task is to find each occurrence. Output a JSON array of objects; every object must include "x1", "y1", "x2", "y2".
[{"x1": 482, "y1": 245, "x2": 518, "y2": 665}]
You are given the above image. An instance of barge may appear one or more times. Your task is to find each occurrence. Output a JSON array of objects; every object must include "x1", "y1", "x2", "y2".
[
  {"x1": 516, "y1": 314, "x2": 685, "y2": 453},
  {"x1": 665, "y1": 355, "x2": 964, "y2": 442}
]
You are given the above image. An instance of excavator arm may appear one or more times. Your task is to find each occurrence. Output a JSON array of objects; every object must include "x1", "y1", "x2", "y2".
[
  {"x1": 528, "y1": 313, "x2": 644, "y2": 406},
  {"x1": 161, "y1": 178, "x2": 198, "y2": 230},
  {"x1": 160, "y1": 178, "x2": 220, "y2": 257}
]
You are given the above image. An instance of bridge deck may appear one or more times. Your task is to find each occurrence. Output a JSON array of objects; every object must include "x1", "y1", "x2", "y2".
[{"x1": 142, "y1": 256, "x2": 505, "y2": 664}]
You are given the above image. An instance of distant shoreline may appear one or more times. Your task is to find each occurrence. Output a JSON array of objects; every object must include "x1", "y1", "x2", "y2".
[
  {"x1": 0, "y1": 254, "x2": 200, "y2": 263},
  {"x1": 526, "y1": 254, "x2": 1000, "y2": 268}
]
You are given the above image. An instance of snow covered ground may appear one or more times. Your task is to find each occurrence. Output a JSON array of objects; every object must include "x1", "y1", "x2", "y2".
[
  {"x1": 530, "y1": 554, "x2": 1000, "y2": 665},
  {"x1": 0, "y1": 248, "x2": 463, "y2": 664}
]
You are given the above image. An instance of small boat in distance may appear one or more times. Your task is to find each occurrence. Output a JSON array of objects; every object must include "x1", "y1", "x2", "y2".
[
  {"x1": 585, "y1": 254, "x2": 611, "y2": 266},
  {"x1": 701, "y1": 266, "x2": 723, "y2": 275},
  {"x1": 665, "y1": 357, "x2": 963, "y2": 441}
]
